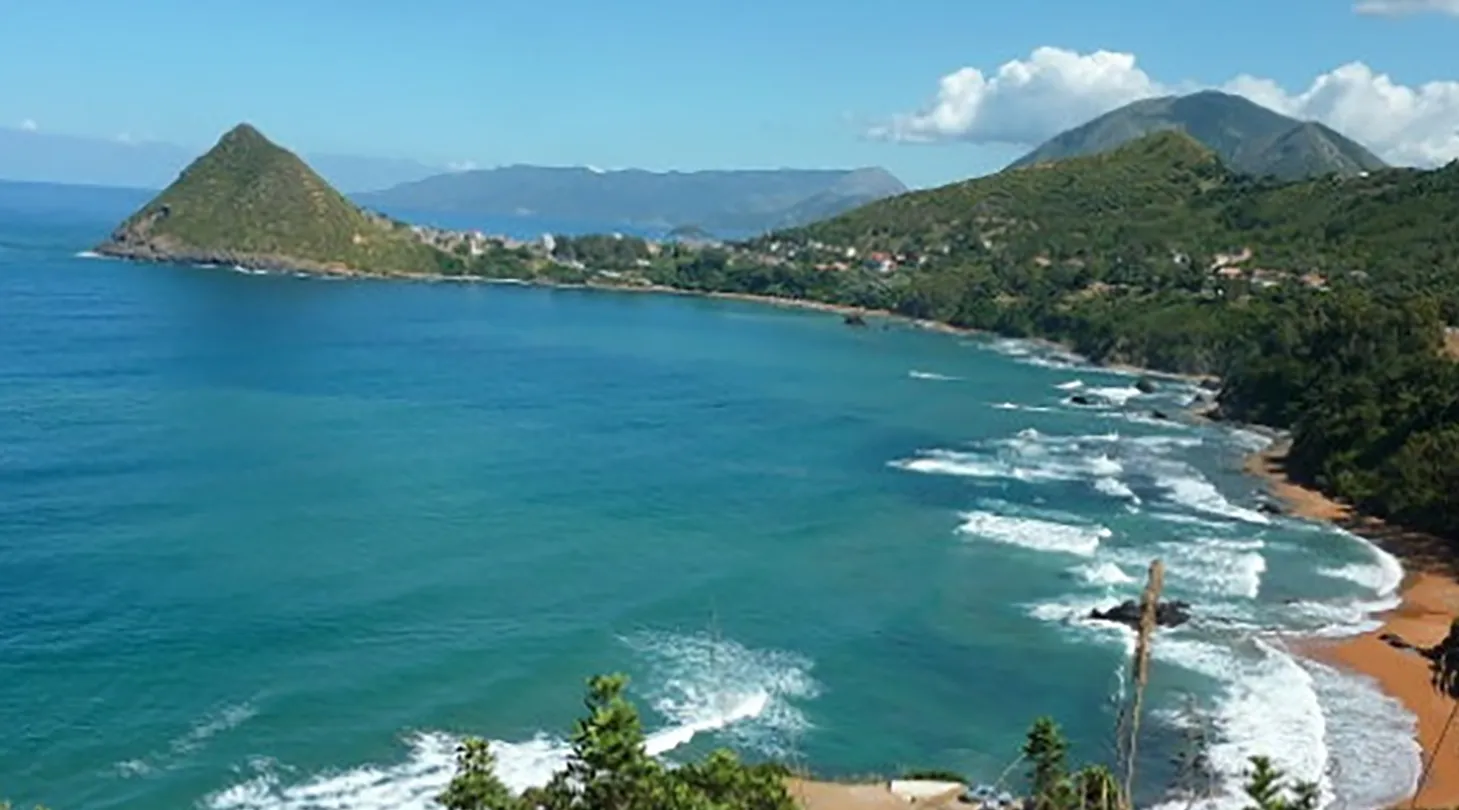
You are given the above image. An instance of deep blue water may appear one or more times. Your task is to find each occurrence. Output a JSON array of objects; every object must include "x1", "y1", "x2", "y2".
[{"x1": 0, "y1": 181, "x2": 1421, "y2": 810}]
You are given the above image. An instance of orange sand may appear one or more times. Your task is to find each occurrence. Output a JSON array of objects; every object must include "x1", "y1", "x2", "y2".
[{"x1": 1250, "y1": 443, "x2": 1459, "y2": 808}]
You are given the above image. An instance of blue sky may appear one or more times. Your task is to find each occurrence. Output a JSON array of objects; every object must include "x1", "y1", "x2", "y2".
[{"x1": 3, "y1": 0, "x2": 1458, "y2": 187}]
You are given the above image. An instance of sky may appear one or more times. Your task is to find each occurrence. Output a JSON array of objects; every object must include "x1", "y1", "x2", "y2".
[{"x1": 2, "y1": 0, "x2": 1458, "y2": 188}]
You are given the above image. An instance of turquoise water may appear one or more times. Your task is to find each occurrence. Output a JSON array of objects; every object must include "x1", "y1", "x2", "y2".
[{"x1": 0, "y1": 183, "x2": 1420, "y2": 810}]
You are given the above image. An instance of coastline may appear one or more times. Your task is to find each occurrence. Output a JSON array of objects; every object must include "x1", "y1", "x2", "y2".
[
  {"x1": 1246, "y1": 443, "x2": 1459, "y2": 808},
  {"x1": 92, "y1": 248, "x2": 1219, "y2": 385}
]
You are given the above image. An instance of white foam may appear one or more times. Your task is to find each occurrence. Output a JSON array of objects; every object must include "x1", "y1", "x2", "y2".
[
  {"x1": 1319, "y1": 530, "x2": 1404, "y2": 598},
  {"x1": 989, "y1": 402, "x2": 1058, "y2": 413},
  {"x1": 1085, "y1": 385, "x2": 1145, "y2": 406},
  {"x1": 1093, "y1": 477, "x2": 1140, "y2": 503},
  {"x1": 205, "y1": 732, "x2": 461, "y2": 810},
  {"x1": 1153, "y1": 638, "x2": 1331, "y2": 810},
  {"x1": 1075, "y1": 561, "x2": 1136, "y2": 586},
  {"x1": 204, "y1": 634, "x2": 816, "y2": 809},
  {"x1": 623, "y1": 631, "x2": 819, "y2": 759},
  {"x1": 1160, "y1": 538, "x2": 1266, "y2": 600},
  {"x1": 1305, "y1": 660, "x2": 1421, "y2": 810},
  {"x1": 909, "y1": 370, "x2": 959, "y2": 381},
  {"x1": 74, "y1": 249, "x2": 103, "y2": 259},
  {"x1": 1154, "y1": 467, "x2": 1270, "y2": 525},
  {"x1": 1226, "y1": 427, "x2": 1276, "y2": 453},
  {"x1": 958, "y1": 510, "x2": 1110, "y2": 556},
  {"x1": 1055, "y1": 380, "x2": 1085, "y2": 391}
]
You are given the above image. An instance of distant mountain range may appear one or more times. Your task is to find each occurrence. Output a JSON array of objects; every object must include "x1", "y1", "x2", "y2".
[
  {"x1": 356, "y1": 165, "x2": 908, "y2": 234},
  {"x1": 1008, "y1": 90, "x2": 1388, "y2": 180},
  {"x1": 0, "y1": 126, "x2": 445, "y2": 194}
]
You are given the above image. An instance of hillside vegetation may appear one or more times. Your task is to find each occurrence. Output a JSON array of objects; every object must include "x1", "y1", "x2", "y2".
[
  {"x1": 97, "y1": 124, "x2": 448, "y2": 273},
  {"x1": 1008, "y1": 91, "x2": 1387, "y2": 180},
  {"x1": 643, "y1": 132, "x2": 1459, "y2": 540}
]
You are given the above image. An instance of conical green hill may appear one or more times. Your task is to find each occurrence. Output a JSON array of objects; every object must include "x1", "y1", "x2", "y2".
[{"x1": 97, "y1": 123, "x2": 439, "y2": 274}]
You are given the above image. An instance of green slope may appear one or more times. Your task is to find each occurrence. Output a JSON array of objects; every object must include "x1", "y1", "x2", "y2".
[
  {"x1": 784, "y1": 129, "x2": 1452, "y2": 296},
  {"x1": 1008, "y1": 91, "x2": 1387, "y2": 180},
  {"x1": 98, "y1": 124, "x2": 444, "y2": 273}
]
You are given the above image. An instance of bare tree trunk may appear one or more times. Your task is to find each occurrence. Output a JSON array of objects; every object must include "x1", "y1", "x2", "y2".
[
  {"x1": 1412, "y1": 698, "x2": 1459, "y2": 807},
  {"x1": 1121, "y1": 559, "x2": 1165, "y2": 810}
]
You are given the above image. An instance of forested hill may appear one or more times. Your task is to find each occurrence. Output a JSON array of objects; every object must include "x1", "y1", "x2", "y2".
[
  {"x1": 733, "y1": 132, "x2": 1459, "y2": 540},
  {"x1": 1006, "y1": 90, "x2": 1387, "y2": 180},
  {"x1": 780, "y1": 130, "x2": 1456, "y2": 309}
]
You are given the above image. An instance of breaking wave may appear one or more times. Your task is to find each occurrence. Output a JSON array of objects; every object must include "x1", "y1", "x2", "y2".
[
  {"x1": 958, "y1": 510, "x2": 1111, "y2": 557},
  {"x1": 203, "y1": 634, "x2": 816, "y2": 810}
]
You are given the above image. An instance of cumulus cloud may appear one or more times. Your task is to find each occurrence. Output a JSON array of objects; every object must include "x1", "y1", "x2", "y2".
[
  {"x1": 1353, "y1": 0, "x2": 1459, "y2": 16},
  {"x1": 19, "y1": 118, "x2": 37, "y2": 131},
  {"x1": 874, "y1": 47, "x2": 1459, "y2": 167}
]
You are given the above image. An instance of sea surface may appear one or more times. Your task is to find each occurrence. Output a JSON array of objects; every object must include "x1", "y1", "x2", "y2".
[{"x1": 0, "y1": 181, "x2": 1422, "y2": 810}]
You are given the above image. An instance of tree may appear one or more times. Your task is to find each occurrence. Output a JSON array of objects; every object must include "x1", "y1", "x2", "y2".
[
  {"x1": 1241, "y1": 756, "x2": 1318, "y2": 810},
  {"x1": 439, "y1": 673, "x2": 795, "y2": 810},
  {"x1": 437, "y1": 739, "x2": 522, "y2": 810},
  {"x1": 1023, "y1": 717, "x2": 1070, "y2": 809}
]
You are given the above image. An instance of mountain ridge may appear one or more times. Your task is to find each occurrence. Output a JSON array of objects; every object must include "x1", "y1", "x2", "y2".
[{"x1": 1008, "y1": 91, "x2": 1387, "y2": 180}]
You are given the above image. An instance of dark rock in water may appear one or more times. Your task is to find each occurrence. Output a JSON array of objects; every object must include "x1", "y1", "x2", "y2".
[
  {"x1": 1256, "y1": 498, "x2": 1286, "y2": 516},
  {"x1": 843, "y1": 313, "x2": 868, "y2": 327},
  {"x1": 1069, "y1": 394, "x2": 1094, "y2": 406},
  {"x1": 1135, "y1": 377, "x2": 1159, "y2": 394},
  {"x1": 1150, "y1": 410, "x2": 1171, "y2": 421},
  {"x1": 1089, "y1": 599, "x2": 1192, "y2": 629},
  {"x1": 1199, "y1": 378, "x2": 1222, "y2": 392}
]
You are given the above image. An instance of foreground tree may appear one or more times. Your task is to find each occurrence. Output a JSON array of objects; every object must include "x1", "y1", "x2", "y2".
[
  {"x1": 438, "y1": 674, "x2": 794, "y2": 810},
  {"x1": 1241, "y1": 756, "x2": 1318, "y2": 810}
]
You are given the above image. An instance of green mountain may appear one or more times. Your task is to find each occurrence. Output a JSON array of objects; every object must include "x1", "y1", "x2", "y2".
[
  {"x1": 356, "y1": 165, "x2": 908, "y2": 233},
  {"x1": 96, "y1": 124, "x2": 445, "y2": 274},
  {"x1": 1008, "y1": 91, "x2": 1387, "y2": 180}
]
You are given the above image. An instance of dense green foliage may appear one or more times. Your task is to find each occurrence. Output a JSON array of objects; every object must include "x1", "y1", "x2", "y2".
[
  {"x1": 1218, "y1": 291, "x2": 1459, "y2": 538},
  {"x1": 437, "y1": 675, "x2": 794, "y2": 810},
  {"x1": 1008, "y1": 91, "x2": 1386, "y2": 181},
  {"x1": 1240, "y1": 757, "x2": 1319, "y2": 810},
  {"x1": 102, "y1": 124, "x2": 446, "y2": 272}
]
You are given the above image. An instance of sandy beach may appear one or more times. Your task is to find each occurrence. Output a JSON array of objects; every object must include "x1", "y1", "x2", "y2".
[{"x1": 1248, "y1": 443, "x2": 1459, "y2": 807}]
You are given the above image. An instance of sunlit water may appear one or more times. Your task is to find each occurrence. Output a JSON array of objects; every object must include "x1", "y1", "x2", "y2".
[{"x1": 0, "y1": 181, "x2": 1419, "y2": 810}]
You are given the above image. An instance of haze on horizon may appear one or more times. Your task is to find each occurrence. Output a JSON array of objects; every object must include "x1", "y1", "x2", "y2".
[{"x1": 2, "y1": 0, "x2": 1458, "y2": 190}]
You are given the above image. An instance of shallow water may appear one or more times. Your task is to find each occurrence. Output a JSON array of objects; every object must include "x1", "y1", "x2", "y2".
[{"x1": 0, "y1": 182, "x2": 1419, "y2": 810}]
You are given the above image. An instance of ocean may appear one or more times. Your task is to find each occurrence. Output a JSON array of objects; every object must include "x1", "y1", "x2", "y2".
[{"x1": 0, "y1": 181, "x2": 1420, "y2": 810}]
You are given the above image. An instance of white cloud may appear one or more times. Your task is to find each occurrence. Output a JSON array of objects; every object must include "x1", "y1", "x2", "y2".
[
  {"x1": 875, "y1": 47, "x2": 1459, "y2": 167},
  {"x1": 447, "y1": 160, "x2": 478, "y2": 172},
  {"x1": 1353, "y1": 0, "x2": 1459, "y2": 16},
  {"x1": 19, "y1": 118, "x2": 37, "y2": 131},
  {"x1": 871, "y1": 47, "x2": 1161, "y2": 145}
]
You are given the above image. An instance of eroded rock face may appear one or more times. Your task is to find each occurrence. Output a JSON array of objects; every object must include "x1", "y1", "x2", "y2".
[{"x1": 1089, "y1": 599, "x2": 1192, "y2": 629}]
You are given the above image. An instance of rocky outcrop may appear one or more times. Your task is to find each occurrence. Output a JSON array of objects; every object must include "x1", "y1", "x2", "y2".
[
  {"x1": 1089, "y1": 599, "x2": 1192, "y2": 629},
  {"x1": 843, "y1": 313, "x2": 868, "y2": 327}
]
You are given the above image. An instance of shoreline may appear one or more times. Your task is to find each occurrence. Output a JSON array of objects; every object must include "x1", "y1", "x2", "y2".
[
  {"x1": 1246, "y1": 443, "x2": 1459, "y2": 808},
  {"x1": 90, "y1": 248, "x2": 1216, "y2": 384}
]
